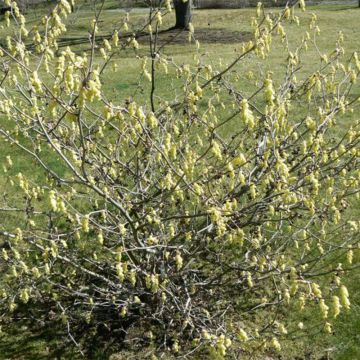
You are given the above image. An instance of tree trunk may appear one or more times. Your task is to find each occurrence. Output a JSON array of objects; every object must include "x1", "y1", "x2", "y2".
[{"x1": 173, "y1": 0, "x2": 192, "y2": 29}]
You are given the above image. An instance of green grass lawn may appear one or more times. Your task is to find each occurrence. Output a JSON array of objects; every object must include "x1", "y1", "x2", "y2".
[{"x1": 0, "y1": 1, "x2": 360, "y2": 358}]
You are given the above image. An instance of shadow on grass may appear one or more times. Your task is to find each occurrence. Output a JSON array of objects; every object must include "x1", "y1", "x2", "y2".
[
  {"x1": 0, "y1": 324, "x2": 81, "y2": 360},
  {"x1": 311, "y1": 4, "x2": 360, "y2": 11}
]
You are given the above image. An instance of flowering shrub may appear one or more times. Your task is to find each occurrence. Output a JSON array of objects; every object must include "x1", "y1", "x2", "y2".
[{"x1": 0, "y1": 0, "x2": 359, "y2": 357}]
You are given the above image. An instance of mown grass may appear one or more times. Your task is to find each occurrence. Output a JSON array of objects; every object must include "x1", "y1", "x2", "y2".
[{"x1": 0, "y1": 2, "x2": 359, "y2": 359}]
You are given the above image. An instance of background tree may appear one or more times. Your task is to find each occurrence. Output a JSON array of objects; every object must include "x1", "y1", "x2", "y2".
[{"x1": 173, "y1": 0, "x2": 192, "y2": 28}]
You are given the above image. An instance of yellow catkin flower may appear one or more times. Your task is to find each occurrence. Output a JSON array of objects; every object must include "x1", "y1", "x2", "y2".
[
  {"x1": 156, "y1": 11, "x2": 162, "y2": 25},
  {"x1": 271, "y1": 337, "x2": 281, "y2": 351},
  {"x1": 81, "y1": 215, "x2": 90, "y2": 233},
  {"x1": 5, "y1": 11, "x2": 10, "y2": 27},
  {"x1": 211, "y1": 141, "x2": 223, "y2": 160},
  {"x1": 264, "y1": 77, "x2": 275, "y2": 106},
  {"x1": 250, "y1": 184, "x2": 256, "y2": 199},
  {"x1": 60, "y1": 0, "x2": 72, "y2": 15},
  {"x1": 240, "y1": 99, "x2": 255, "y2": 128},
  {"x1": 116, "y1": 263, "x2": 124, "y2": 282},
  {"x1": 247, "y1": 272, "x2": 253, "y2": 288},
  {"x1": 340, "y1": 285, "x2": 350, "y2": 310},
  {"x1": 188, "y1": 23, "x2": 194, "y2": 42},
  {"x1": 143, "y1": 69, "x2": 152, "y2": 82},
  {"x1": 31, "y1": 71, "x2": 42, "y2": 93},
  {"x1": 188, "y1": 22, "x2": 194, "y2": 34},
  {"x1": 172, "y1": 340, "x2": 180, "y2": 353},
  {"x1": 130, "y1": 38, "x2": 139, "y2": 49},
  {"x1": 238, "y1": 329, "x2": 249, "y2": 342},
  {"x1": 277, "y1": 24, "x2": 286, "y2": 39},
  {"x1": 120, "y1": 306, "x2": 127, "y2": 318},
  {"x1": 100, "y1": 48, "x2": 107, "y2": 60},
  {"x1": 32, "y1": 267, "x2": 41, "y2": 279},
  {"x1": 256, "y1": 2, "x2": 262, "y2": 17},
  {"x1": 298, "y1": 294, "x2": 306, "y2": 310},
  {"x1": 20, "y1": 288, "x2": 30, "y2": 304},
  {"x1": 112, "y1": 30, "x2": 119, "y2": 47},
  {"x1": 103, "y1": 39, "x2": 111, "y2": 52},
  {"x1": 2, "y1": 249, "x2": 9, "y2": 261},
  {"x1": 324, "y1": 322, "x2": 332, "y2": 334},
  {"x1": 283, "y1": 6, "x2": 290, "y2": 19},
  {"x1": 165, "y1": 0, "x2": 172, "y2": 12},
  {"x1": 332, "y1": 295, "x2": 341, "y2": 318},
  {"x1": 129, "y1": 271, "x2": 136, "y2": 286},
  {"x1": 278, "y1": 323, "x2": 288, "y2": 334},
  {"x1": 6, "y1": 155, "x2": 13, "y2": 167},
  {"x1": 217, "y1": 335, "x2": 228, "y2": 357},
  {"x1": 175, "y1": 252, "x2": 183, "y2": 270},
  {"x1": 311, "y1": 283, "x2": 322, "y2": 298},
  {"x1": 319, "y1": 299, "x2": 329, "y2": 319},
  {"x1": 150, "y1": 274, "x2": 159, "y2": 293},
  {"x1": 97, "y1": 230, "x2": 104, "y2": 245},
  {"x1": 232, "y1": 153, "x2": 247, "y2": 167},
  {"x1": 49, "y1": 191, "x2": 57, "y2": 211}
]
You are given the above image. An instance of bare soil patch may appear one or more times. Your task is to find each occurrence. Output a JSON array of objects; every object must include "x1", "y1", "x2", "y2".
[
  {"x1": 137, "y1": 28, "x2": 252, "y2": 45},
  {"x1": 48, "y1": 28, "x2": 252, "y2": 52}
]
